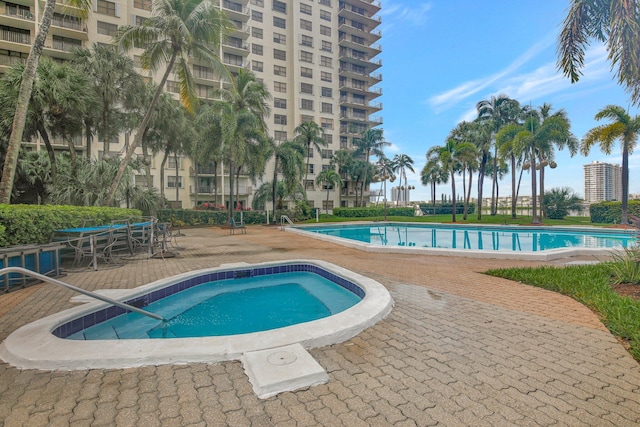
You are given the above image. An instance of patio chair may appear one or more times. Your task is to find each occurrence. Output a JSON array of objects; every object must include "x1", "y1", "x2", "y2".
[{"x1": 230, "y1": 217, "x2": 246, "y2": 235}]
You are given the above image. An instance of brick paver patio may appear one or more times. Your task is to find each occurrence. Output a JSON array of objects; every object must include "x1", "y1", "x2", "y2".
[{"x1": 0, "y1": 226, "x2": 639, "y2": 426}]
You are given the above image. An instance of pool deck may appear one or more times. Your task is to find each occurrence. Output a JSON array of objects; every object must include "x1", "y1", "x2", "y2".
[{"x1": 1, "y1": 225, "x2": 639, "y2": 426}]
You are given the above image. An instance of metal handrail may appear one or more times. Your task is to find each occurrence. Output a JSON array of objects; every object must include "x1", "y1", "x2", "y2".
[
  {"x1": 0, "y1": 267, "x2": 165, "y2": 322},
  {"x1": 280, "y1": 215, "x2": 294, "y2": 230}
]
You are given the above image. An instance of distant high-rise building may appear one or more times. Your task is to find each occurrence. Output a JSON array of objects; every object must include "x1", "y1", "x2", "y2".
[
  {"x1": 584, "y1": 161, "x2": 622, "y2": 204},
  {"x1": 1, "y1": 0, "x2": 383, "y2": 210}
]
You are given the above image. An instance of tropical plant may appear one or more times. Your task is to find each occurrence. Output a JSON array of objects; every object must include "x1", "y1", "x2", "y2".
[
  {"x1": 476, "y1": 95, "x2": 522, "y2": 215},
  {"x1": 72, "y1": 44, "x2": 145, "y2": 157},
  {"x1": 0, "y1": 0, "x2": 92, "y2": 203},
  {"x1": 392, "y1": 154, "x2": 415, "y2": 207},
  {"x1": 252, "y1": 180, "x2": 304, "y2": 211},
  {"x1": 557, "y1": 0, "x2": 640, "y2": 106},
  {"x1": 420, "y1": 158, "x2": 448, "y2": 215},
  {"x1": 353, "y1": 128, "x2": 390, "y2": 206},
  {"x1": 271, "y1": 139, "x2": 305, "y2": 213},
  {"x1": 582, "y1": 105, "x2": 640, "y2": 225},
  {"x1": 543, "y1": 187, "x2": 583, "y2": 220},
  {"x1": 496, "y1": 123, "x2": 527, "y2": 218},
  {"x1": 448, "y1": 122, "x2": 479, "y2": 219},
  {"x1": 608, "y1": 245, "x2": 640, "y2": 285},
  {"x1": 294, "y1": 121, "x2": 325, "y2": 191},
  {"x1": 103, "y1": 0, "x2": 231, "y2": 205},
  {"x1": 13, "y1": 150, "x2": 51, "y2": 204},
  {"x1": 316, "y1": 169, "x2": 342, "y2": 215}
]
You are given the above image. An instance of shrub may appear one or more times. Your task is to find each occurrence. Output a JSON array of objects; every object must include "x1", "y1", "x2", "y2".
[
  {"x1": 590, "y1": 200, "x2": 640, "y2": 223},
  {"x1": 333, "y1": 207, "x2": 415, "y2": 218}
]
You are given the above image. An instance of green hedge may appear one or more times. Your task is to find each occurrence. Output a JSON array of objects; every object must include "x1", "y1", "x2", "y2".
[
  {"x1": 0, "y1": 205, "x2": 141, "y2": 247},
  {"x1": 419, "y1": 203, "x2": 475, "y2": 215},
  {"x1": 158, "y1": 209, "x2": 277, "y2": 226},
  {"x1": 332, "y1": 207, "x2": 415, "y2": 218},
  {"x1": 590, "y1": 201, "x2": 640, "y2": 223}
]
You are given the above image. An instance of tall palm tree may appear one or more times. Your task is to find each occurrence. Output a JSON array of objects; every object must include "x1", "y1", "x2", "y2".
[
  {"x1": 496, "y1": 123, "x2": 527, "y2": 218},
  {"x1": 420, "y1": 158, "x2": 448, "y2": 215},
  {"x1": 72, "y1": 44, "x2": 144, "y2": 157},
  {"x1": 427, "y1": 139, "x2": 469, "y2": 223},
  {"x1": 0, "y1": 0, "x2": 92, "y2": 203},
  {"x1": 353, "y1": 128, "x2": 390, "y2": 207},
  {"x1": 294, "y1": 121, "x2": 326, "y2": 191},
  {"x1": 271, "y1": 139, "x2": 305, "y2": 214},
  {"x1": 330, "y1": 149, "x2": 355, "y2": 204},
  {"x1": 558, "y1": 0, "x2": 640, "y2": 106},
  {"x1": 316, "y1": 169, "x2": 342, "y2": 215},
  {"x1": 582, "y1": 105, "x2": 640, "y2": 224},
  {"x1": 476, "y1": 95, "x2": 521, "y2": 215},
  {"x1": 103, "y1": 0, "x2": 231, "y2": 205},
  {"x1": 392, "y1": 154, "x2": 414, "y2": 207},
  {"x1": 471, "y1": 118, "x2": 493, "y2": 220}
]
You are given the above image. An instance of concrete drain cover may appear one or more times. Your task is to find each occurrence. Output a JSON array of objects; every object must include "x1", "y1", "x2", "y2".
[{"x1": 242, "y1": 343, "x2": 329, "y2": 399}]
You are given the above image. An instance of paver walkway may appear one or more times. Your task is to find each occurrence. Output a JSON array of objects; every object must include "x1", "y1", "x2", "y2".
[{"x1": 0, "y1": 226, "x2": 638, "y2": 426}]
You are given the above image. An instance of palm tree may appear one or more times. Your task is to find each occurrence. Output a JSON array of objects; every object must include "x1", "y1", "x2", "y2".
[
  {"x1": 353, "y1": 128, "x2": 390, "y2": 207},
  {"x1": 0, "y1": 0, "x2": 92, "y2": 203},
  {"x1": 316, "y1": 169, "x2": 342, "y2": 215},
  {"x1": 420, "y1": 158, "x2": 448, "y2": 215},
  {"x1": 558, "y1": 0, "x2": 640, "y2": 106},
  {"x1": 582, "y1": 105, "x2": 640, "y2": 224},
  {"x1": 72, "y1": 44, "x2": 144, "y2": 157},
  {"x1": 476, "y1": 95, "x2": 522, "y2": 215},
  {"x1": 544, "y1": 187, "x2": 583, "y2": 220},
  {"x1": 294, "y1": 121, "x2": 326, "y2": 191},
  {"x1": 427, "y1": 139, "x2": 470, "y2": 222},
  {"x1": 271, "y1": 139, "x2": 305, "y2": 215},
  {"x1": 330, "y1": 149, "x2": 355, "y2": 205},
  {"x1": 496, "y1": 123, "x2": 527, "y2": 218},
  {"x1": 103, "y1": 0, "x2": 231, "y2": 205},
  {"x1": 392, "y1": 154, "x2": 415, "y2": 207}
]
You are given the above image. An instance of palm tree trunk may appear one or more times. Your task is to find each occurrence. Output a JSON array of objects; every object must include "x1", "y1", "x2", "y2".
[
  {"x1": 194, "y1": 162, "x2": 199, "y2": 207},
  {"x1": 531, "y1": 149, "x2": 539, "y2": 224},
  {"x1": 539, "y1": 165, "x2": 545, "y2": 220},
  {"x1": 477, "y1": 154, "x2": 487, "y2": 219},
  {"x1": 37, "y1": 123, "x2": 56, "y2": 183},
  {"x1": 451, "y1": 171, "x2": 457, "y2": 223},
  {"x1": 464, "y1": 169, "x2": 473, "y2": 220},
  {"x1": 0, "y1": 0, "x2": 56, "y2": 203},
  {"x1": 510, "y1": 155, "x2": 517, "y2": 218},
  {"x1": 228, "y1": 159, "x2": 234, "y2": 222},
  {"x1": 272, "y1": 160, "x2": 278, "y2": 221},
  {"x1": 104, "y1": 50, "x2": 178, "y2": 206},
  {"x1": 432, "y1": 182, "x2": 436, "y2": 215},
  {"x1": 622, "y1": 146, "x2": 629, "y2": 224},
  {"x1": 491, "y1": 146, "x2": 498, "y2": 215},
  {"x1": 160, "y1": 152, "x2": 168, "y2": 206}
]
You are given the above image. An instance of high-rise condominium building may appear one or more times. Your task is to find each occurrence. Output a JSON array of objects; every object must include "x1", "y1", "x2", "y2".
[
  {"x1": 0, "y1": 0, "x2": 383, "y2": 210},
  {"x1": 584, "y1": 161, "x2": 622, "y2": 204}
]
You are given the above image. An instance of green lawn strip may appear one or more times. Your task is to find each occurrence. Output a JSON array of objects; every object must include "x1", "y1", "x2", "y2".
[
  {"x1": 305, "y1": 215, "x2": 608, "y2": 227},
  {"x1": 486, "y1": 264, "x2": 640, "y2": 361}
]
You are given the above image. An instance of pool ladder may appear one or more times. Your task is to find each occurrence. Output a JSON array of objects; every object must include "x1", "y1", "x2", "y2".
[
  {"x1": 280, "y1": 215, "x2": 294, "y2": 230},
  {"x1": 0, "y1": 267, "x2": 165, "y2": 322}
]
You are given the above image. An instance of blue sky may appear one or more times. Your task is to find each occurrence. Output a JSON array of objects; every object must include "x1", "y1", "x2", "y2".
[{"x1": 376, "y1": 0, "x2": 640, "y2": 202}]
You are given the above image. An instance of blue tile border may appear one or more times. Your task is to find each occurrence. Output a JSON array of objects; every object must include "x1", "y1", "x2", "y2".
[{"x1": 53, "y1": 263, "x2": 365, "y2": 339}]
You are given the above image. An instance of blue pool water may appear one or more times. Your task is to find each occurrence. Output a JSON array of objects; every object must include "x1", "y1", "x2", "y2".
[
  {"x1": 68, "y1": 272, "x2": 361, "y2": 340},
  {"x1": 300, "y1": 224, "x2": 637, "y2": 252}
]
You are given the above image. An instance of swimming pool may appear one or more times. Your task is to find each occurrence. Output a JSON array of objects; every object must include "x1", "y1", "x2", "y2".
[
  {"x1": 290, "y1": 223, "x2": 638, "y2": 260},
  {"x1": 0, "y1": 260, "x2": 393, "y2": 370}
]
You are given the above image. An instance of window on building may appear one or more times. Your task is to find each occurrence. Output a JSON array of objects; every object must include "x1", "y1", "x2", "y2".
[
  {"x1": 274, "y1": 114, "x2": 287, "y2": 125},
  {"x1": 97, "y1": 0, "x2": 117, "y2": 16},
  {"x1": 300, "y1": 35, "x2": 313, "y2": 47},
  {"x1": 319, "y1": 0, "x2": 331, "y2": 5},
  {"x1": 322, "y1": 164, "x2": 331, "y2": 172},
  {"x1": 251, "y1": 27, "x2": 263, "y2": 38},
  {"x1": 134, "y1": 0, "x2": 151, "y2": 11},
  {"x1": 322, "y1": 200, "x2": 334, "y2": 209},
  {"x1": 165, "y1": 80, "x2": 179, "y2": 93},
  {"x1": 193, "y1": 64, "x2": 214, "y2": 79},
  {"x1": 224, "y1": 53, "x2": 243, "y2": 66},
  {"x1": 320, "y1": 56, "x2": 332, "y2": 68},
  {"x1": 300, "y1": 19, "x2": 312, "y2": 31},
  {"x1": 320, "y1": 10, "x2": 331, "y2": 21},
  {"x1": 300, "y1": 3, "x2": 312, "y2": 15},
  {"x1": 321, "y1": 87, "x2": 332, "y2": 97},
  {"x1": 167, "y1": 176, "x2": 183, "y2": 188},
  {"x1": 251, "y1": 44, "x2": 263, "y2": 55},
  {"x1": 273, "y1": 48, "x2": 286, "y2": 60},
  {"x1": 340, "y1": 136, "x2": 348, "y2": 149},
  {"x1": 321, "y1": 118, "x2": 333, "y2": 129},
  {"x1": 273, "y1": 16, "x2": 286, "y2": 28},
  {"x1": 307, "y1": 148, "x2": 314, "y2": 158},
  {"x1": 320, "y1": 25, "x2": 331, "y2": 36},
  {"x1": 300, "y1": 83, "x2": 313, "y2": 94},
  {"x1": 301, "y1": 99, "x2": 314, "y2": 110},
  {"x1": 196, "y1": 84, "x2": 214, "y2": 98},
  {"x1": 321, "y1": 102, "x2": 333, "y2": 113},
  {"x1": 274, "y1": 130, "x2": 287, "y2": 141},
  {"x1": 273, "y1": 32, "x2": 286, "y2": 44},
  {"x1": 273, "y1": 81, "x2": 286, "y2": 93},
  {"x1": 274, "y1": 97, "x2": 287, "y2": 108},
  {"x1": 321, "y1": 40, "x2": 332, "y2": 52},
  {"x1": 300, "y1": 67, "x2": 313, "y2": 78},
  {"x1": 305, "y1": 180, "x2": 315, "y2": 190},
  {"x1": 274, "y1": 65, "x2": 286, "y2": 76},
  {"x1": 252, "y1": 60, "x2": 263, "y2": 72},
  {"x1": 97, "y1": 21, "x2": 118, "y2": 36},
  {"x1": 251, "y1": 0, "x2": 264, "y2": 5},
  {"x1": 323, "y1": 134, "x2": 333, "y2": 144},
  {"x1": 272, "y1": 0, "x2": 286, "y2": 13},
  {"x1": 321, "y1": 149, "x2": 333, "y2": 159},
  {"x1": 300, "y1": 50, "x2": 313, "y2": 63},
  {"x1": 168, "y1": 156, "x2": 182, "y2": 169},
  {"x1": 251, "y1": 10, "x2": 263, "y2": 22},
  {"x1": 306, "y1": 164, "x2": 315, "y2": 174},
  {"x1": 301, "y1": 115, "x2": 314, "y2": 123},
  {"x1": 321, "y1": 72, "x2": 332, "y2": 82}
]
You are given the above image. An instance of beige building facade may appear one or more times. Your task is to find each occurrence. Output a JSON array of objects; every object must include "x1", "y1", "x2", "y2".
[
  {"x1": 0, "y1": 0, "x2": 383, "y2": 210},
  {"x1": 584, "y1": 161, "x2": 622, "y2": 204}
]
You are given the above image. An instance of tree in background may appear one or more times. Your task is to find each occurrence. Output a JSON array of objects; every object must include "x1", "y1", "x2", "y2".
[
  {"x1": 294, "y1": 121, "x2": 325, "y2": 193},
  {"x1": 582, "y1": 105, "x2": 640, "y2": 225},
  {"x1": 353, "y1": 128, "x2": 390, "y2": 207},
  {"x1": 316, "y1": 169, "x2": 342, "y2": 215},
  {"x1": 420, "y1": 158, "x2": 447, "y2": 215},
  {"x1": 544, "y1": 187, "x2": 583, "y2": 220}
]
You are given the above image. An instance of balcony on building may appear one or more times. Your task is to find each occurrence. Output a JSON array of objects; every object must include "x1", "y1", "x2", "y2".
[
  {"x1": 50, "y1": 12, "x2": 88, "y2": 39},
  {"x1": 222, "y1": 35, "x2": 249, "y2": 55},
  {"x1": 338, "y1": 32, "x2": 381, "y2": 56},
  {"x1": 220, "y1": 0, "x2": 249, "y2": 22},
  {"x1": 0, "y1": 2, "x2": 35, "y2": 34},
  {"x1": 338, "y1": 1, "x2": 381, "y2": 29},
  {"x1": 337, "y1": 16, "x2": 381, "y2": 43},
  {"x1": 44, "y1": 34, "x2": 82, "y2": 59},
  {"x1": 339, "y1": 47, "x2": 382, "y2": 71}
]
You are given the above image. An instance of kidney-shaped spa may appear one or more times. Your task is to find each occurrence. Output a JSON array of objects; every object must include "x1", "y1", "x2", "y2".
[{"x1": 0, "y1": 260, "x2": 393, "y2": 370}]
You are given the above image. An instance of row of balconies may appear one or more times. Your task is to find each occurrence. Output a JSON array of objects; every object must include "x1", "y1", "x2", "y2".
[
  {"x1": 189, "y1": 184, "x2": 252, "y2": 196},
  {"x1": 339, "y1": 95, "x2": 382, "y2": 110},
  {"x1": 340, "y1": 111, "x2": 383, "y2": 124}
]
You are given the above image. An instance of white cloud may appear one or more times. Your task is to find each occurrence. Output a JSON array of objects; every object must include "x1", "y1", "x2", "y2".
[{"x1": 379, "y1": 1, "x2": 433, "y2": 28}]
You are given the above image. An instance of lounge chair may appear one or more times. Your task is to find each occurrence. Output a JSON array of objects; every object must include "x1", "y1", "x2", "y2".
[{"x1": 230, "y1": 218, "x2": 246, "y2": 235}]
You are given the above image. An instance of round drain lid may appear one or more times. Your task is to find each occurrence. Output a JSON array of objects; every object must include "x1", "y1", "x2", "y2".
[{"x1": 267, "y1": 351, "x2": 297, "y2": 366}]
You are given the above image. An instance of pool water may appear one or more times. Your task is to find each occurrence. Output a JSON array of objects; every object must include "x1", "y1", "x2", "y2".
[
  {"x1": 301, "y1": 224, "x2": 637, "y2": 252},
  {"x1": 68, "y1": 272, "x2": 361, "y2": 340}
]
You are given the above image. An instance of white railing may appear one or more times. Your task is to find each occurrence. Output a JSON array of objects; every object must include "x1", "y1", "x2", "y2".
[{"x1": 280, "y1": 215, "x2": 294, "y2": 230}]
